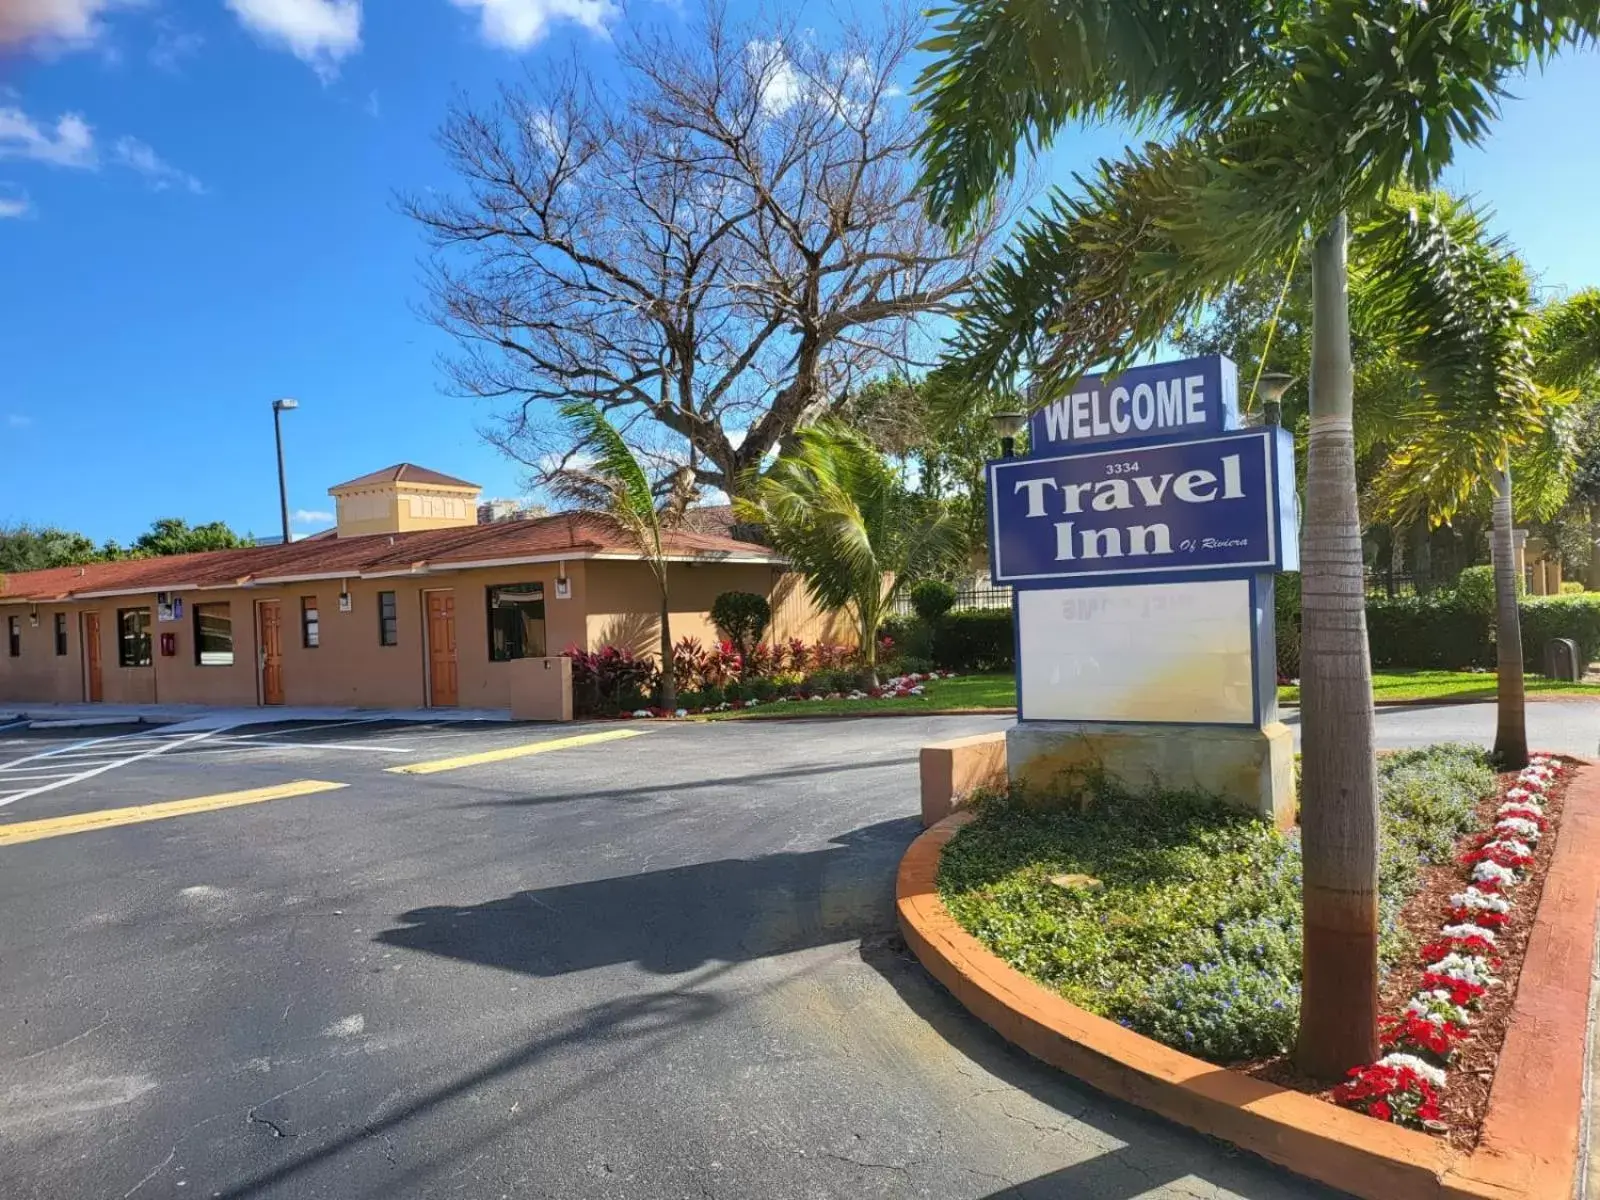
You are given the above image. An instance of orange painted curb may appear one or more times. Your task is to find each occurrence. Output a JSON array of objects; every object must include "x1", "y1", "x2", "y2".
[{"x1": 896, "y1": 761, "x2": 1600, "y2": 1200}]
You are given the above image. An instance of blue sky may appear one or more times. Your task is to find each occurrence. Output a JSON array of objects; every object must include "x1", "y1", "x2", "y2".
[{"x1": 2, "y1": 3, "x2": 1599, "y2": 545}]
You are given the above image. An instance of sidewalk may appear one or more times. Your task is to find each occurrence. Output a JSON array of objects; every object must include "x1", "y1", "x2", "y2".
[{"x1": 0, "y1": 702, "x2": 512, "y2": 730}]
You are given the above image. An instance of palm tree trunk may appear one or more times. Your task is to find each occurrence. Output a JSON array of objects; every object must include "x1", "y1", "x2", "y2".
[
  {"x1": 658, "y1": 589, "x2": 677, "y2": 712},
  {"x1": 1491, "y1": 464, "x2": 1528, "y2": 767},
  {"x1": 1295, "y1": 213, "x2": 1381, "y2": 1080}
]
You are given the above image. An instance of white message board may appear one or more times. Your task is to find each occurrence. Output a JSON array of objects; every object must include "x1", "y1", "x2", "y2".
[{"x1": 1018, "y1": 579, "x2": 1255, "y2": 724}]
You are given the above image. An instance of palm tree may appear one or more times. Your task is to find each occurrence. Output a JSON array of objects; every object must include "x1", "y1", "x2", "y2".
[
  {"x1": 1537, "y1": 290, "x2": 1600, "y2": 591},
  {"x1": 549, "y1": 400, "x2": 698, "y2": 711},
  {"x1": 915, "y1": 1, "x2": 1599, "y2": 1078},
  {"x1": 735, "y1": 425, "x2": 964, "y2": 684}
]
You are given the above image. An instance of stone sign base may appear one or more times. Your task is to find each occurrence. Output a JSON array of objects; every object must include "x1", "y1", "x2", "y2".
[{"x1": 1007, "y1": 719, "x2": 1295, "y2": 827}]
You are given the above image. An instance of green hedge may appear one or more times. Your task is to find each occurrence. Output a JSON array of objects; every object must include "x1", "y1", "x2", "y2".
[
  {"x1": 884, "y1": 610, "x2": 1014, "y2": 673},
  {"x1": 894, "y1": 584, "x2": 1600, "y2": 677},
  {"x1": 1520, "y1": 593, "x2": 1600, "y2": 672}
]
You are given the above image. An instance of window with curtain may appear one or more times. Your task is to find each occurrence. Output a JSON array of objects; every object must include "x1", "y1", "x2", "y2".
[
  {"x1": 486, "y1": 583, "x2": 546, "y2": 661},
  {"x1": 117, "y1": 607, "x2": 152, "y2": 667},
  {"x1": 193, "y1": 602, "x2": 234, "y2": 666}
]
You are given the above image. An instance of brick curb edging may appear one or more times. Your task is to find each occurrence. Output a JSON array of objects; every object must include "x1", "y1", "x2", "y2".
[{"x1": 895, "y1": 760, "x2": 1600, "y2": 1200}]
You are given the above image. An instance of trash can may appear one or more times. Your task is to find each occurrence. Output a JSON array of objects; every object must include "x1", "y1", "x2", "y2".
[{"x1": 1544, "y1": 637, "x2": 1581, "y2": 681}]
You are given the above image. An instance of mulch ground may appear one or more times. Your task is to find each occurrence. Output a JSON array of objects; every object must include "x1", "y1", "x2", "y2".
[{"x1": 1246, "y1": 757, "x2": 1575, "y2": 1151}]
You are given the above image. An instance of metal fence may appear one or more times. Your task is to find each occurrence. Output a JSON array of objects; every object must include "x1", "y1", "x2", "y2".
[
  {"x1": 1364, "y1": 571, "x2": 1419, "y2": 598},
  {"x1": 891, "y1": 584, "x2": 1013, "y2": 616}
]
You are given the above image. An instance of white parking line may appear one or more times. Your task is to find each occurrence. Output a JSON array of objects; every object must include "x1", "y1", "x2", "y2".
[{"x1": 0, "y1": 729, "x2": 220, "y2": 808}]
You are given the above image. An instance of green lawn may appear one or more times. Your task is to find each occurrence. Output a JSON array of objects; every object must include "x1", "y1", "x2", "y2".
[
  {"x1": 695, "y1": 672, "x2": 1016, "y2": 719},
  {"x1": 694, "y1": 667, "x2": 1598, "y2": 719},
  {"x1": 1278, "y1": 669, "x2": 1600, "y2": 705}
]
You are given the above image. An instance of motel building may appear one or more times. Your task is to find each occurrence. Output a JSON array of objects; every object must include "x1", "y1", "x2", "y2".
[{"x1": 0, "y1": 464, "x2": 838, "y2": 719}]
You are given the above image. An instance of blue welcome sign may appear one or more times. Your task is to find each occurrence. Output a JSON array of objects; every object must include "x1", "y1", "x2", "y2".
[
  {"x1": 989, "y1": 427, "x2": 1297, "y2": 587},
  {"x1": 1027, "y1": 354, "x2": 1241, "y2": 453}
]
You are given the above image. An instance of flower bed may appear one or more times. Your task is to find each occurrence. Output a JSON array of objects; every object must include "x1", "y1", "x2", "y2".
[
  {"x1": 1329, "y1": 754, "x2": 1571, "y2": 1145},
  {"x1": 622, "y1": 671, "x2": 960, "y2": 718},
  {"x1": 936, "y1": 745, "x2": 1499, "y2": 1064}
]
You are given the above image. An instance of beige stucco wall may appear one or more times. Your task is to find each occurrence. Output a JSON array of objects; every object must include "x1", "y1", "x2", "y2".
[
  {"x1": 332, "y1": 482, "x2": 480, "y2": 538},
  {"x1": 0, "y1": 557, "x2": 852, "y2": 710}
]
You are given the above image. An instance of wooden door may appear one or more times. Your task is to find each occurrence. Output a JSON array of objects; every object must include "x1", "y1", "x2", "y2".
[
  {"x1": 426, "y1": 591, "x2": 458, "y2": 707},
  {"x1": 83, "y1": 612, "x2": 102, "y2": 702},
  {"x1": 258, "y1": 601, "x2": 285, "y2": 705}
]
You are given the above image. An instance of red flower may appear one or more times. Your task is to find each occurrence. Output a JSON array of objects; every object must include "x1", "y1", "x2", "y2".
[
  {"x1": 1462, "y1": 843, "x2": 1534, "y2": 870},
  {"x1": 1380, "y1": 1013, "x2": 1469, "y2": 1062},
  {"x1": 1369, "y1": 1101, "x2": 1393, "y2": 1122},
  {"x1": 1419, "y1": 973, "x2": 1487, "y2": 1007},
  {"x1": 1447, "y1": 907, "x2": 1508, "y2": 929},
  {"x1": 1420, "y1": 937, "x2": 1499, "y2": 964}
]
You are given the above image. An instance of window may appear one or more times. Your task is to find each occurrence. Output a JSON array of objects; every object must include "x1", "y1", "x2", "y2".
[
  {"x1": 302, "y1": 597, "x2": 320, "y2": 648},
  {"x1": 54, "y1": 613, "x2": 67, "y2": 656},
  {"x1": 6, "y1": 616, "x2": 18, "y2": 657},
  {"x1": 378, "y1": 591, "x2": 398, "y2": 646},
  {"x1": 117, "y1": 607, "x2": 152, "y2": 667},
  {"x1": 486, "y1": 583, "x2": 546, "y2": 661},
  {"x1": 193, "y1": 602, "x2": 234, "y2": 666}
]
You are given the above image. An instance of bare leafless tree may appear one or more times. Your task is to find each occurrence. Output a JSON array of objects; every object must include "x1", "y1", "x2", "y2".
[{"x1": 404, "y1": 1, "x2": 997, "y2": 498}]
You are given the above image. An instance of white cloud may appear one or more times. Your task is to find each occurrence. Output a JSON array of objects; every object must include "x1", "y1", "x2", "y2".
[
  {"x1": 448, "y1": 0, "x2": 615, "y2": 51},
  {"x1": 292, "y1": 508, "x2": 334, "y2": 525},
  {"x1": 0, "y1": 107, "x2": 96, "y2": 169},
  {"x1": 0, "y1": 186, "x2": 30, "y2": 219},
  {"x1": 746, "y1": 38, "x2": 802, "y2": 116},
  {"x1": 149, "y1": 22, "x2": 204, "y2": 72},
  {"x1": 363, "y1": 90, "x2": 380, "y2": 118},
  {"x1": 0, "y1": 0, "x2": 123, "y2": 51},
  {"x1": 113, "y1": 136, "x2": 204, "y2": 193},
  {"x1": 6, "y1": 413, "x2": 34, "y2": 428},
  {"x1": 224, "y1": 0, "x2": 361, "y2": 78}
]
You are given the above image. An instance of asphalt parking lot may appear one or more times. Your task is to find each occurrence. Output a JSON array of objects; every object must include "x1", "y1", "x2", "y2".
[{"x1": 0, "y1": 712, "x2": 1354, "y2": 1200}]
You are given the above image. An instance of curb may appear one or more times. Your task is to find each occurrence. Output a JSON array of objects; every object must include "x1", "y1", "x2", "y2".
[
  {"x1": 690, "y1": 706, "x2": 1016, "y2": 723},
  {"x1": 896, "y1": 761, "x2": 1600, "y2": 1200}
]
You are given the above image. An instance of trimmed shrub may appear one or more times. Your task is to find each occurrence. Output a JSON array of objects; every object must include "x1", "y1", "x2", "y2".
[
  {"x1": 1365, "y1": 595, "x2": 1493, "y2": 669},
  {"x1": 710, "y1": 591, "x2": 771, "y2": 661},
  {"x1": 1520, "y1": 592, "x2": 1600, "y2": 673},
  {"x1": 931, "y1": 609, "x2": 1014, "y2": 672},
  {"x1": 1451, "y1": 564, "x2": 1499, "y2": 614},
  {"x1": 1561, "y1": 580, "x2": 1585, "y2": 594},
  {"x1": 908, "y1": 579, "x2": 957, "y2": 622},
  {"x1": 1274, "y1": 572, "x2": 1301, "y2": 679}
]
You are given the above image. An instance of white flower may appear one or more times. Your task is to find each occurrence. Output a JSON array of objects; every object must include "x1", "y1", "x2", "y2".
[
  {"x1": 632, "y1": 709, "x2": 652, "y2": 718},
  {"x1": 1438, "y1": 923, "x2": 1497, "y2": 944},
  {"x1": 1504, "y1": 787, "x2": 1539, "y2": 803},
  {"x1": 1425, "y1": 953, "x2": 1499, "y2": 986},
  {"x1": 1450, "y1": 887, "x2": 1512, "y2": 914},
  {"x1": 1495, "y1": 817, "x2": 1541, "y2": 841},
  {"x1": 1407, "y1": 992, "x2": 1472, "y2": 1026},
  {"x1": 1483, "y1": 838, "x2": 1533, "y2": 858},
  {"x1": 1471, "y1": 861, "x2": 1518, "y2": 888},
  {"x1": 1498, "y1": 799, "x2": 1543, "y2": 816},
  {"x1": 1378, "y1": 1053, "x2": 1447, "y2": 1089},
  {"x1": 674, "y1": 708, "x2": 688, "y2": 718}
]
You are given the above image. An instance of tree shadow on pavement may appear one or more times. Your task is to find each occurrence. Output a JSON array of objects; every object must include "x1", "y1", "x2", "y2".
[
  {"x1": 858, "y1": 936, "x2": 1351, "y2": 1200},
  {"x1": 375, "y1": 817, "x2": 920, "y2": 976}
]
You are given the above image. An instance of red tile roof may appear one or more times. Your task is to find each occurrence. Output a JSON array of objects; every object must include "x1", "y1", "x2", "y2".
[
  {"x1": 329, "y1": 463, "x2": 481, "y2": 491},
  {"x1": 0, "y1": 513, "x2": 781, "y2": 603}
]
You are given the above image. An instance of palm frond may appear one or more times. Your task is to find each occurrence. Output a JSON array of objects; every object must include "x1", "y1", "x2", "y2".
[
  {"x1": 551, "y1": 399, "x2": 666, "y2": 570},
  {"x1": 1537, "y1": 288, "x2": 1600, "y2": 389},
  {"x1": 914, "y1": 0, "x2": 1273, "y2": 233}
]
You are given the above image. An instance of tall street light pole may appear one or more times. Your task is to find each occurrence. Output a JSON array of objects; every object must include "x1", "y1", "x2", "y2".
[{"x1": 272, "y1": 398, "x2": 299, "y2": 544}]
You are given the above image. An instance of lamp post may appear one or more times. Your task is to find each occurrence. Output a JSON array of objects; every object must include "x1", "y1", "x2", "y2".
[
  {"x1": 272, "y1": 398, "x2": 298, "y2": 544},
  {"x1": 989, "y1": 411, "x2": 1027, "y2": 459},
  {"x1": 1254, "y1": 373, "x2": 1295, "y2": 427}
]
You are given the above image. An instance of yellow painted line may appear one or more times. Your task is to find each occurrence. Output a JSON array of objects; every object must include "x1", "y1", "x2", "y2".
[
  {"x1": 387, "y1": 728, "x2": 646, "y2": 775},
  {"x1": 0, "y1": 780, "x2": 348, "y2": 848}
]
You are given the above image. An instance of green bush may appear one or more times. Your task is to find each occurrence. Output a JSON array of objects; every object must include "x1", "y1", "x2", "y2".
[
  {"x1": 1561, "y1": 580, "x2": 1586, "y2": 594},
  {"x1": 937, "y1": 744, "x2": 1495, "y2": 1066},
  {"x1": 908, "y1": 579, "x2": 957, "y2": 622},
  {"x1": 1274, "y1": 572, "x2": 1301, "y2": 679},
  {"x1": 1520, "y1": 592, "x2": 1600, "y2": 673},
  {"x1": 1451, "y1": 564, "x2": 1500, "y2": 614},
  {"x1": 931, "y1": 609, "x2": 1014, "y2": 672},
  {"x1": 1365, "y1": 595, "x2": 1493, "y2": 669},
  {"x1": 710, "y1": 591, "x2": 771, "y2": 659}
]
